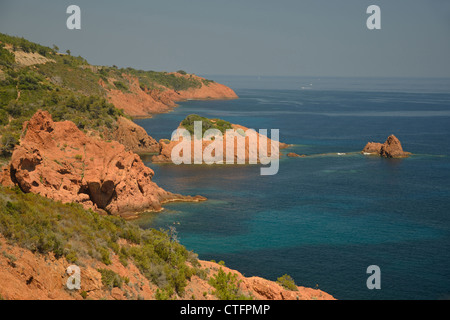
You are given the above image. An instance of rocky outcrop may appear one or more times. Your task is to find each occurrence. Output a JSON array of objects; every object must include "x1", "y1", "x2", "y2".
[
  {"x1": 0, "y1": 235, "x2": 335, "y2": 300},
  {"x1": 287, "y1": 152, "x2": 306, "y2": 158},
  {"x1": 362, "y1": 135, "x2": 411, "y2": 158},
  {"x1": 152, "y1": 121, "x2": 288, "y2": 164},
  {"x1": 0, "y1": 235, "x2": 156, "y2": 300},
  {"x1": 103, "y1": 73, "x2": 238, "y2": 118},
  {"x1": 379, "y1": 135, "x2": 411, "y2": 158},
  {"x1": 0, "y1": 110, "x2": 205, "y2": 218},
  {"x1": 110, "y1": 116, "x2": 159, "y2": 154},
  {"x1": 170, "y1": 73, "x2": 238, "y2": 102},
  {"x1": 362, "y1": 142, "x2": 384, "y2": 155},
  {"x1": 195, "y1": 261, "x2": 335, "y2": 300}
]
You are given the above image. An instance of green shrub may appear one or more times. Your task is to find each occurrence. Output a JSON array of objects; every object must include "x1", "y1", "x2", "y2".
[
  {"x1": 0, "y1": 109, "x2": 9, "y2": 126},
  {"x1": 276, "y1": 274, "x2": 298, "y2": 291},
  {"x1": 0, "y1": 44, "x2": 15, "y2": 68},
  {"x1": 0, "y1": 33, "x2": 54, "y2": 56},
  {"x1": 0, "y1": 133, "x2": 18, "y2": 157},
  {"x1": 123, "y1": 68, "x2": 202, "y2": 91},
  {"x1": 98, "y1": 268, "x2": 123, "y2": 289},
  {"x1": 155, "y1": 288, "x2": 173, "y2": 300},
  {"x1": 208, "y1": 268, "x2": 251, "y2": 300},
  {"x1": 113, "y1": 80, "x2": 128, "y2": 91},
  {"x1": 0, "y1": 187, "x2": 201, "y2": 298}
]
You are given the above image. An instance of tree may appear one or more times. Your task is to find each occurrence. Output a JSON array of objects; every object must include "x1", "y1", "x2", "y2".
[
  {"x1": 52, "y1": 44, "x2": 59, "y2": 52},
  {"x1": 0, "y1": 133, "x2": 18, "y2": 157},
  {"x1": 66, "y1": 49, "x2": 71, "y2": 56}
]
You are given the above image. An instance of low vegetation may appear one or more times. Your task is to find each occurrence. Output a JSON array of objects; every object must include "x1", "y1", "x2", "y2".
[
  {"x1": 276, "y1": 274, "x2": 298, "y2": 291},
  {"x1": 181, "y1": 114, "x2": 233, "y2": 136},
  {"x1": 208, "y1": 267, "x2": 252, "y2": 300},
  {"x1": 98, "y1": 268, "x2": 128, "y2": 289},
  {"x1": 0, "y1": 186, "x2": 201, "y2": 298},
  {"x1": 123, "y1": 67, "x2": 203, "y2": 91}
]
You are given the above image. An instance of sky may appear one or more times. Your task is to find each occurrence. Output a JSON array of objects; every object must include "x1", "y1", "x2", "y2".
[{"x1": 0, "y1": 0, "x2": 449, "y2": 78}]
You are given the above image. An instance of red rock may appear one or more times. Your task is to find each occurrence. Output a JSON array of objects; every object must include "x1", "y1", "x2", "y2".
[
  {"x1": 103, "y1": 73, "x2": 238, "y2": 118},
  {"x1": 362, "y1": 142, "x2": 383, "y2": 155},
  {"x1": 0, "y1": 235, "x2": 335, "y2": 300},
  {"x1": 0, "y1": 110, "x2": 205, "y2": 218},
  {"x1": 380, "y1": 135, "x2": 411, "y2": 158},
  {"x1": 110, "y1": 116, "x2": 159, "y2": 154},
  {"x1": 287, "y1": 152, "x2": 306, "y2": 158},
  {"x1": 152, "y1": 122, "x2": 288, "y2": 164},
  {"x1": 197, "y1": 260, "x2": 335, "y2": 300},
  {"x1": 362, "y1": 135, "x2": 410, "y2": 158}
]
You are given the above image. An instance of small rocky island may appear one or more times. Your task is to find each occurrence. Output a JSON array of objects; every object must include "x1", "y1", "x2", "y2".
[{"x1": 362, "y1": 135, "x2": 411, "y2": 158}]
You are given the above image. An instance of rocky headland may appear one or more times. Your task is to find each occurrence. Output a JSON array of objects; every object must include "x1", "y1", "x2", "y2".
[
  {"x1": 151, "y1": 115, "x2": 289, "y2": 164},
  {"x1": 103, "y1": 73, "x2": 238, "y2": 118}
]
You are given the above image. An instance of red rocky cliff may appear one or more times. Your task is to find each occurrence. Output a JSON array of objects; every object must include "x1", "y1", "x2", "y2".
[
  {"x1": 0, "y1": 110, "x2": 205, "y2": 218},
  {"x1": 104, "y1": 73, "x2": 238, "y2": 118},
  {"x1": 110, "y1": 116, "x2": 159, "y2": 154}
]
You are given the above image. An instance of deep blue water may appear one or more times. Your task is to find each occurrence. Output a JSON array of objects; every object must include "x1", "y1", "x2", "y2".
[{"x1": 134, "y1": 76, "x2": 450, "y2": 300}]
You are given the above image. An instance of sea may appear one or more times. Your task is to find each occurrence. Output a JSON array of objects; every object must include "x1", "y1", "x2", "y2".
[{"x1": 134, "y1": 76, "x2": 450, "y2": 300}]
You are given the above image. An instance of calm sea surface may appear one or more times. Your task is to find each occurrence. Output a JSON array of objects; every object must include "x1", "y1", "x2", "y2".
[{"x1": 134, "y1": 76, "x2": 450, "y2": 299}]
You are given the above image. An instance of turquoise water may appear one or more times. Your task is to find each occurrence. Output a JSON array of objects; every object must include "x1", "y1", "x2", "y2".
[{"x1": 134, "y1": 77, "x2": 450, "y2": 299}]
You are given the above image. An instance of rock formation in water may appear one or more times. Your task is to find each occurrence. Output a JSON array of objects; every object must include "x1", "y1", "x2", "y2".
[
  {"x1": 151, "y1": 118, "x2": 288, "y2": 164},
  {"x1": 0, "y1": 110, "x2": 205, "y2": 218},
  {"x1": 287, "y1": 152, "x2": 306, "y2": 158},
  {"x1": 362, "y1": 135, "x2": 411, "y2": 158}
]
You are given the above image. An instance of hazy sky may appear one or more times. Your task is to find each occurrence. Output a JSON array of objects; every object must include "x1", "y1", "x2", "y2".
[{"x1": 1, "y1": 0, "x2": 449, "y2": 77}]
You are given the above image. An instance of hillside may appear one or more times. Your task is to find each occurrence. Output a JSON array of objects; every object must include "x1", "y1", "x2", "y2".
[
  {"x1": 0, "y1": 32, "x2": 237, "y2": 159},
  {"x1": 0, "y1": 186, "x2": 334, "y2": 300}
]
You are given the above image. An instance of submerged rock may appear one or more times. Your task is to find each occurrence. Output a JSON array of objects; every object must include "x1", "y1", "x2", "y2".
[{"x1": 287, "y1": 152, "x2": 306, "y2": 158}]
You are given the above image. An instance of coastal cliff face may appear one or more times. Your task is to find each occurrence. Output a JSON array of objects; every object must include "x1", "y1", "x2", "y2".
[
  {"x1": 169, "y1": 73, "x2": 238, "y2": 101},
  {"x1": 362, "y1": 135, "x2": 411, "y2": 158},
  {"x1": 0, "y1": 235, "x2": 334, "y2": 300},
  {"x1": 0, "y1": 110, "x2": 205, "y2": 218},
  {"x1": 101, "y1": 76, "x2": 176, "y2": 118},
  {"x1": 103, "y1": 73, "x2": 238, "y2": 118}
]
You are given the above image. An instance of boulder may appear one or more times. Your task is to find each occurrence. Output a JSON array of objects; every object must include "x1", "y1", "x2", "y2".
[{"x1": 110, "y1": 116, "x2": 159, "y2": 154}]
